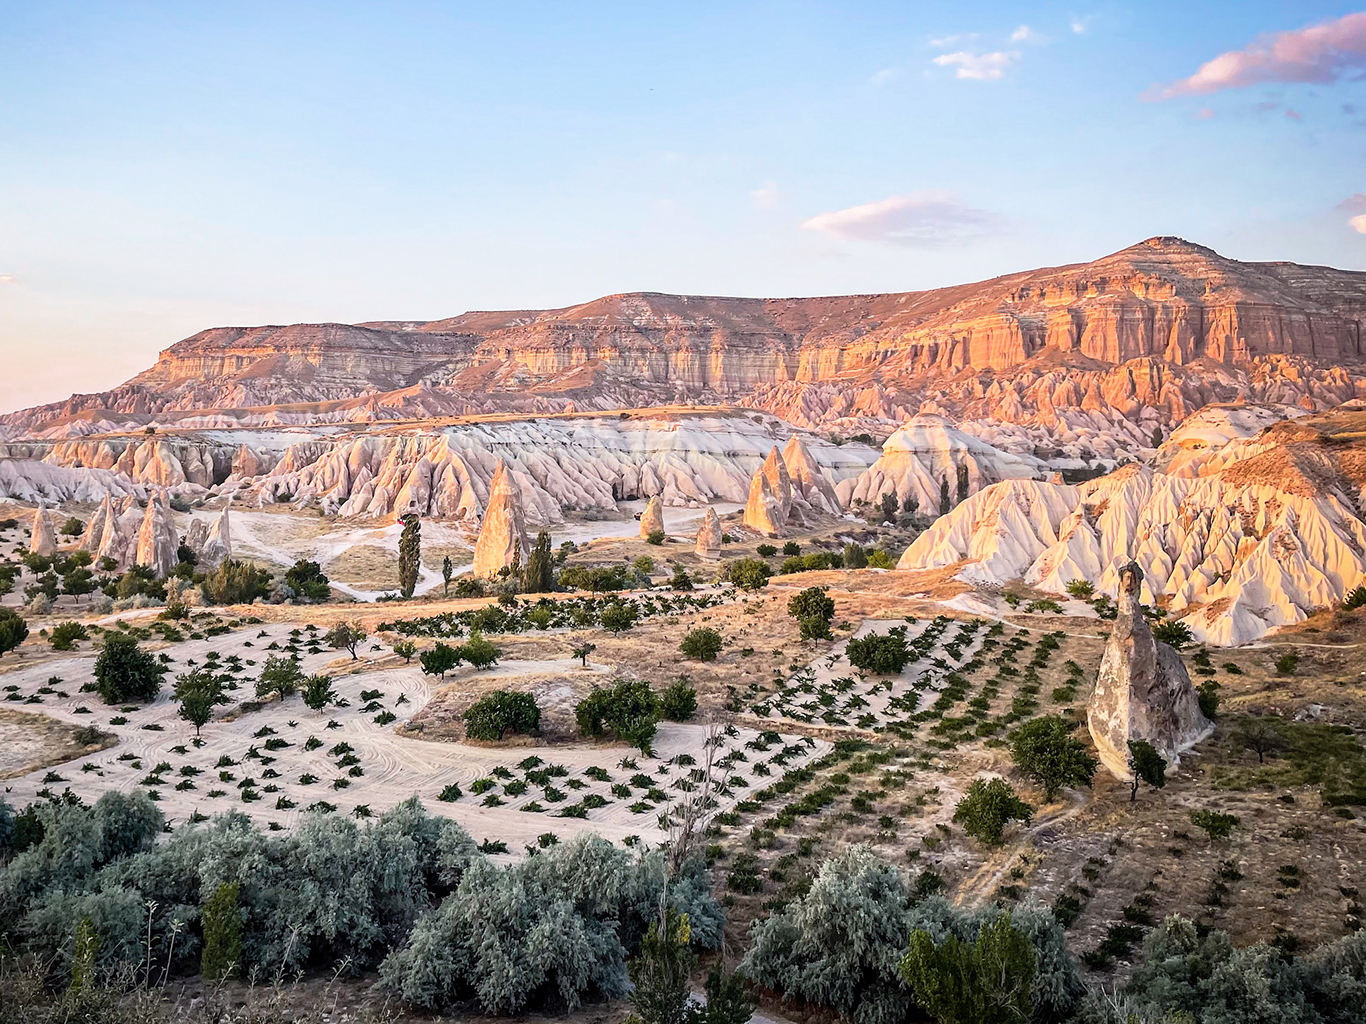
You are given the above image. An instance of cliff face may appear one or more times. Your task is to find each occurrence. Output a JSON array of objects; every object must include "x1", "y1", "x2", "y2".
[{"x1": 5, "y1": 237, "x2": 1365, "y2": 435}]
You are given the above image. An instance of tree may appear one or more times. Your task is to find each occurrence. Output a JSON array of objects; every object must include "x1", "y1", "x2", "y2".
[
  {"x1": 456, "y1": 631, "x2": 501, "y2": 670},
  {"x1": 93, "y1": 633, "x2": 166, "y2": 704},
  {"x1": 174, "y1": 666, "x2": 225, "y2": 736},
  {"x1": 1189, "y1": 809, "x2": 1239, "y2": 841},
  {"x1": 201, "y1": 881, "x2": 243, "y2": 981},
  {"x1": 953, "y1": 777, "x2": 1033, "y2": 846},
  {"x1": 879, "y1": 492, "x2": 899, "y2": 524},
  {"x1": 1064, "y1": 579, "x2": 1095, "y2": 600},
  {"x1": 956, "y1": 462, "x2": 969, "y2": 505},
  {"x1": 49, "y1": 620, "x2": 89, "y2": 651},
  {"x1": 660, "y1": 679, "x2": 697, "y2": 721},
  {"x1": 420, "y1": 641, "x2": 462, "y2": 680},
  {"x1": 464, "y1": 690, "x2": 541, "y2": 740},
  {"x1": 800, "y1": 615, "x2": 833, "y2": 642},
  {"x1": 1235, "y1": 717, "x2": 1285, "y2": 764},
  {"x1": 201, "y1": 558, "x2": 272, "y2": 605},
  {"x1": 843, "y1": 543, "x2": 868, "y2": 569},
  {"x1": 727, "y1": 558, "x2": 771, "y2": 591},
  {"x1": 846, "y1": 626, "x2": 910, "y2": 675},
  {"x1": 326, "y1": 621, "x2": 367, "y2": 660},
  {"x1": 303, "y1": 673, "x2": 337, "y2": 712},
  {"x1": 788, "y1": 586, "x2": 835, "y2": 626},
  {"x1": 634, "y1": 555, "x2": 656, "y2": 575},
  {"x1": 525, "y1": 531, "x2": 555, "y2": 593},
  {"x1": 646, "y1": 530, "x2": 666, "y2": 546},
  {"x1": 601, "y1": 602, "x2": 638, "y2": 633},
  {"x1": 256, "y1": 653, "x2": 304, "y2": 700},
  {"x1": 1010, "y1": 716, "x2": 1097, "y2": 801},
  {"x1": 939, "y1": 475, "x2": 951, "y2": 516},
  {"x1": 1152, "y1": 619, "x2": 1194, "y2": 649},
  {"x1": 693, "y1": 967, "x2": 756, "y2": 1024},
  {"x1": 576, "y1": 679, "x2": 660, "y2": 753},
  {"x1": 398, "y1": 514, "x2": 421, "y2": 599},
  {"x1": 284, "y1": 559, "x2": 331, "y2": 602},
  {"x1": 627, "y1": 908, "x2": 696, "y2": 1024},
  {"x1": 60, "y1": 516, "x2": 85, "y2": 536},
  {"x1": 680, "y1": 627, "x2": 723, "y2": 662},
  {"x1": 1126, "y1": 739, "x2": 1167, "y2": 802},
  {"x1": 573, "y1": 642, "x2": 597, "y2": 667},
  {"x1": 669, "y1": 565, "x2": 693, "y2": 590},
  {"x1": 900, "y1": 914, "x2": 1036, "y2": 1024},
  {"x1": 0, "y1": 607, "x2": 29, "y2": 658},
  {"x1": 393, "y1": 639, "x2": 417, "y2": 663},
  {"x1": 442, "y1": 555, "x2": 454, "y2": 596}
]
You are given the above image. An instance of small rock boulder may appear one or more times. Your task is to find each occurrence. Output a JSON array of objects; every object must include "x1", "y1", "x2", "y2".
[
  {"x1": 1088, "y1": 561, "x2": 1212, "y2": 780},
  {"x1": 695, "y1": 507, "x2": 723, "y2": 558}
]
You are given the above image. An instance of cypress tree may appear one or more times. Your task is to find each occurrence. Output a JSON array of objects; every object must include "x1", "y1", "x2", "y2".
[
  {"x1": 201, "y1": 881, "x2": 242, "y2": 981},
  {"x1": 939, "y1": 475, "x2": 951, "y2": 517},
  {"x1": 398, "y1": 514, "x2": 421, "y2": 599},
  {"x1": 525, "y1": 531, "x2": 554, "y2": 593}
]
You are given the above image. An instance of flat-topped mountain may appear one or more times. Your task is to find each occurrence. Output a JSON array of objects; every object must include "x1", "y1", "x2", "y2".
[{"x1": 6, "y1": 237, "x2": 1366, "y2": 435}]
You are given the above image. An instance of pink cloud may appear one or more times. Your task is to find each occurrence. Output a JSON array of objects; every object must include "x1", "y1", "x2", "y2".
[
  {"x1": 801, "y1": 191, "x2": 999, "y2": 246},
  {"x1": 1150, "y1": 12, "x2": 1366, "y2": 99}
]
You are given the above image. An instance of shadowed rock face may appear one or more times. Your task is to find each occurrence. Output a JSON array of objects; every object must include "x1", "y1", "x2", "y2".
[
  {"x1": 5, "y1": 237, "x2": 1364, "y2": 434},
  {"x1": 1088, "y1": 562, "x2": 1212, "y2": 779}
]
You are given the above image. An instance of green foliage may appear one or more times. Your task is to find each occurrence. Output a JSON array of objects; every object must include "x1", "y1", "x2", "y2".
[
  {"x1": 302, "y1": 674, "x2": 337, "y2": 712},
  {"x1": 1275, "y1": 652, "x2": 1300, "y2": 676},
  {"x1": 1010, "y1": 716, "x2": 1098, "y2": 800},
  {"x1": 255, "y1": 654, "x2": 304, "y2": 701},
  {"x1": 865, "y1": 549, "x2": 895, "y2": 569},
  {"x1": 900, "y1": 913, "x2": 1036, "y2": 1024},
  {"x1": 1197, "y1": 679, "x2": 1221, "y2": 719},
  {"x1": 456, "y1": 631, "x2": 501, "y2": 669},
  {"x1": 1152, "y1": 619, "x2": 1194, "y2": 649},
  {"x1": 601, "y1": 602, "x2": 640, "y2": 633},
  {"x1": 628, "y1": 908, "x2": 696, "y2": 1024},
  {"x1": 325, "y1": 621, "x2": 367, "y2": 659},
  {"x1": 201, "y1": 881, "x2": 242, "y2": 980},
  {"x1": 1235, "y1": 717, "x2": 1285, "y2": 764},
  {"x1": 420, "y1": 641, "x2": 461, "y2": 679},
  {"x1": 659, "y1": 680, "x2": 698, "y2": 721},
  {"x1": 788, "y1": 586, "x2": 835, "y2": 625},
  {"x1": 727, "y1": 558, "x2": 771, "y2": 591},
  {"x1": 1127, "y1": 740, "x2": 1167, "y2": 801},
  {"x1": 93, "y1": 633, "x2": 166, "y2": 705},
  {"x1": 800, "y1": 615, "x2": 833, "y2": 642},
  {"x1": 1212, "y1": 719, "x2": 1366, "y2": 806},
  {"x1": 646, "y1": 529, "x2": 666, "y2": 546},
  {"x1": 525, "y1": 531, "x2": 555, "y2": 593},
  {"x1": 60, "y1": 516, "x2": 85, "y2": 536},
  {"x1": 633, "y1": 555, "x2": 656, "y2": 575},
  {"x1": 577, "y1": 679, "x2": 660, "y2": 753},
  {"x1": 69, "y1": 915, "x2": 100, "y2": 994},
  {"x1": 48, "y1": 620, "x2": 88, "y2": 651},
  {"x1": 680, "y1": 627, "x2": 723, "y2": 661},
  {"x1": 0, "y1": 607, "x2": 30, "y2": 657},
  {"x1": 953, "y1": 778, "x2": 1033, "y2": 846},
  {"x1": 173, "y1": 666, "x2": 225, "y2": 736},
  {"x1": 846, "y1": 626, "x2": 910, "y2": 675},
  {"x1": 1189, "y1": 809, "x2": 1240, "y2": 841},
  {"x1": 200, "y1": 558, "x2": 272, "y2": 605},
  {"x1": 464, "y1": 690, "x2": 541, "y2": 740},
  {"x1": 843, "y1": 543, "x2": 868, "y2": 569},
  {"x1": 1065, "y1": 579, "x2": 1095, "y2": 599},
  {"x1": 392, "y1": 639, "x2": 417, "y2": 663},
  {"x1": 558, "y1": 564, "x2": 632, "y2": 592},
  {"x1": 398, "y1": 515, "x2": 421, "y2": 599},
  {"x1": 1344, "y1": 585, "x2": 1366, "y2": 610},
  {"x1": 283, "y1": 559, "x2": 331, "y2": 602},
  {"x1": 442, "y1": 554, "x2": 454, "y2": 595}
]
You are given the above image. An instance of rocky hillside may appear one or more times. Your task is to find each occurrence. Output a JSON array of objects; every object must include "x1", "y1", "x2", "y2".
[{"x1": 6, "y1": 237, "x2": 1365, "y2": 437}]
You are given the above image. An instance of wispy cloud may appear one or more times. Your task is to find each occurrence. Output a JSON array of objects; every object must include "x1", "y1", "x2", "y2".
[
  {"x1": 933, "y1": 50, "x2": 1018, "y2": 80},
  {"x1": 1070, "y1": 16, "x2": 1093, "y2": 35},
  {"x1": 800, "y1": 191, "x2": 999, "y2": 246},
  {"x1": 1151, "y1": 12, "x2": 1366, "y2": 99},
  {"x1": 1351, "y1": 215, "x2": 1366, "y2": 234},
  {"x1": 1010, "y1": 25, "x2": 1040, "y2": 43},
  {"x1": 751, "y1": 182, "x2": 781, "y2": 209},
  {"x1": 929, "y1": 32, "x2": 978, "y2": 49},
  {"x1": 0, "y1": 275, "x2": 15, "y2": 284}
]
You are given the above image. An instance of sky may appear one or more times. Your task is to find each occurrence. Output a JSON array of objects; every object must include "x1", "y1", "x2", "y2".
[{"x1": 2, "y1": 1, "x2": 1365, "y2": 412}]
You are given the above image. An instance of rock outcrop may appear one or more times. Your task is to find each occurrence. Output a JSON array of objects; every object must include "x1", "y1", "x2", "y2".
[
  {"x1": 695, "y1": 507, "x2": 723, "y2": 558},
  {"x1": 472, "y1": 461, "x2": 529, "y2": 577},
  {"x1": 782, "y1": 437, "x2": 841, "y2": 515},
  {"x1": 28, "y1": 502, "x2": 56, "y2": 556},
  {"x1": 743, "y1": 447, "x2": 794, "y2": 536},
  {"x1": 202, "y1": 505, "x2": 232, "y2": 569},
  {"x1": 135, "y1": 495, "x2": 180, "y2": 577},
  {"x1": 639, "y1": 496, "x2": 665, "y2": 539},
  {"x1": 1088, "y1": 562, "x2": 1212, "y2": 779}
]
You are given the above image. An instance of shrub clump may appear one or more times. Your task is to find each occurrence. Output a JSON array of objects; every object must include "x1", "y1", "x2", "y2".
[
  {"x1": 846, "y1": 627, "x2": 910, "y2": 676},
  {"x1": 464, "y1": 690, "x2": 541, "y2": 741},
  {"x1": 93, "y1": 633, "x2": 167, "y2": 704},
  {"x1": 577, "y1": 679, "x2": 660, "y2": 753}
]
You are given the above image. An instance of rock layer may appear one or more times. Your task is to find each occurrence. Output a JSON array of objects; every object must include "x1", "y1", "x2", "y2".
[{"x1": 1088, "y1": 562, "x2": 1212, "y2": 779}]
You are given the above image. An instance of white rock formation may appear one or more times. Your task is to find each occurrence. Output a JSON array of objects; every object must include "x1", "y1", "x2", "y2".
[
  {"x1": 472, "y1": 461, "x2": 529, "y2": 577},
  {"x1": 202, "y1": 504, "x2": 232, "y2": 568},
  {"x1": 1154, "y1": 404, "x2": 1304, "y2": 478},
  {"x1": 838, "y1": 415, "x2": 1042, "y2": 514},
  {"x1": 695, "y1": 507, "x2": 723, "y2": 558},
  {"x1": 898, "y1": 462, "x2": 1366, "y2": 645},
  {"x1": 81, "y1": 494, "x2": 114, "y2": 552},
  {"x1": 639, "y1": 496, "x2": 665, "y2": 539},
  {"x1": 135, "y1": 494, "x2": 180, "y2": 577},
  {"x1": 28, "y1": 502, "x2": 56, "y2": 556},
  {"x1": 0, "y1": 459, "x2": 142, "y2": 504},
  {"x1": 94, "y1": 497, "x2": 142, "y2": 569},
  {"x1": 782, "y1": 436, "x2": 842, "y2": 515},
  {"x1": 743, "y1": 447, "x2": 794, "y2": 536},
  {"x1": 1089, "y1": 562, "x2": 1212, "y2": 779}
]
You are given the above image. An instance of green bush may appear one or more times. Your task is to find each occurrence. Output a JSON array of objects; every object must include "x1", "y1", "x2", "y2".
[
  {"x1": 600, "y1": 602, "x2": 639, "y2": 633},
  {"x1": 464, "y1": 690, "x2": 541, "y2": 740},
  {"x1": 901, "y1": 913, "x2": 1036, "y2": 1024},
  {"x1": 787, "y1": 586, "x2": 835, "y2": 625},
  {"x1": 576, "y1": 679, "x2": 660, "y2": 753},
  {"x1": 255, "y1": 654, "x2": 304, "y2": 701},
  {"x1": 953, "y1": 778, "x2": 1033, "y2": 846},
  {"x1": 201, "y1": 881, "x2": 242, "y2": 980},
  {"x1": 846, "y1": 627, "x2": 910, "y2": 675},
  {"x1": 659, "y1": 680, "x2": 698, "y2": 721},
  {"x1": 48, "y1": 620, "x2": 89, "y2": 651},
  {"x1": 284, "y1": 559, "x2": 331, "y2": 602},
  {"x1": 93, "y1": 634, "x2": 166, "y2": 704},
  {"x1": 727, "y1": 558, "x2": 771, "y2": 591},
  {"x1": 680, "y1": 627, "x2": 723, "y2": 661},
  {"x1": 1009, "y1": 716, "x2": 1098, "y2": 801},
  {"x1": 1190, "y1": 809, "x2": 1239, "y2": 841},
  {"x1": 756, "y1": 543, "x2": 777, "y2": 558},
  {"x1": 456, "y1": 631, "x2": 501, "y2": 669},
  {"x1": 201, "y1": 559, "x2": 272, "y2": 605},
  {"x1": 420, "y1": 641, "x2": 462, "y2": 679},
  {"x1": 1152, "y1": 619, "x2": 1194, "y2": 649},
  {"x1": 0, "y1": 607, "x2": 30, "y2": 658}
]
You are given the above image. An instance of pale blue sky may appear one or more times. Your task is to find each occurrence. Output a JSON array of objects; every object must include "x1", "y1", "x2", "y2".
[{"x1": 2, "y1": 1, "x2": 1365, "y2": 411}]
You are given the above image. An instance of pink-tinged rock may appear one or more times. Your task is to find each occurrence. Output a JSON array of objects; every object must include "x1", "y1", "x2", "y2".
[
  {"x1": 639, "y1": 495, "x2": 665, "y2": 539},
  {"x1": 472, "y1": 460, "x2": 529, "y2": 577},
  {"x1": 135, "y1": 494, "x2": 180, "y2": 577},
  {"x1": 29, "y1": 502, "x2": 56, "y2": 556},
  {"x1": 782, "y1": 436, "x2": 841, "y2": 514},
  {"x1": 1088, "y1": 562, "x2": 1212, "y2": 780},
  {"x1": 744, "y1": 447, "x2": 793, "y2": 536},
  {"x1": 695, "y1": 506, "x2": 723, "y2": 558}
]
